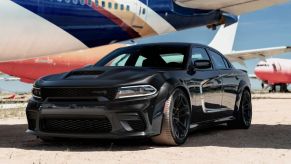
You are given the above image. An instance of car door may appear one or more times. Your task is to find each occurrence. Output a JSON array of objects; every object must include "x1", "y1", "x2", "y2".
[
  {"x1": 207, "y1": 49, "x2": 238, "y2": 115},
  {"x1": 188, "y1": 47, "x2": 223, "y2": 123}
]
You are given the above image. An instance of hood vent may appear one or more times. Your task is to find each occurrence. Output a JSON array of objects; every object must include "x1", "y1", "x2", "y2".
[{"x1": 65, "y1": 70, "x2": 104, "y2": 79}]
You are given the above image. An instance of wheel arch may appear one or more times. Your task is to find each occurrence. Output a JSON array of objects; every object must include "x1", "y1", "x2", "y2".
[
  {"x1": 157, "y1": 79, "x2": 192, "y2": 112},
  {"x1": 175, "y1": 86, "x2": 192, "y2": 110}
]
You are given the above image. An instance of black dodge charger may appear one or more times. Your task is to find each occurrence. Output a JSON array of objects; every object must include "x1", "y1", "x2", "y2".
[{"x1": 26, "y1": 43, "x2": 252, "y2": 145}]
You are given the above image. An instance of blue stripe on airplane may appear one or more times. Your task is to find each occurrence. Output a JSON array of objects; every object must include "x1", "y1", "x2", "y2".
[{"x1": 11, "y1": 0, "x2": 238, "y2": 47}]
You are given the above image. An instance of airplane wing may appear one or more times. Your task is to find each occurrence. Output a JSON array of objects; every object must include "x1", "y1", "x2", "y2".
[
  {"x1": 175, "y1": 0, "x2": 289, "y2": 15},
  {"x1": 225, "y1": 46, "x2": 291, "y2": 64}
]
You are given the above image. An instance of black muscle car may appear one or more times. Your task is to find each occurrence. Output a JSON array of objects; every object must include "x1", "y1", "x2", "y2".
[{"x1": 26, "y1": 43, "x2": 252, "y2": 145}]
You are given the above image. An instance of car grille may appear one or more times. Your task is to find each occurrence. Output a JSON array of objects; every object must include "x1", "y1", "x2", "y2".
[
  {"x1": 41, "y1": 88, "x2": 117, "y2": 100},
  {"x1": 40, "y1": 118, "x2": 112, "y2": 133}
]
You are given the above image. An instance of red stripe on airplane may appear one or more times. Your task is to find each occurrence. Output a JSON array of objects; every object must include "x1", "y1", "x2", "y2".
[{"x1": 86, "y1": 1, "x2": 140, "y2": 38}]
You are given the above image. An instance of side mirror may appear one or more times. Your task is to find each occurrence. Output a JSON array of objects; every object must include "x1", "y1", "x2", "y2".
[{"x1": 194, "y1": 60, "x2": 212, "y2": 69}]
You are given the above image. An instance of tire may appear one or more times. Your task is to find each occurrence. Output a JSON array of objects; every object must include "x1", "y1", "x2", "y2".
[
  {"x1": 227, "y1": 90, "x2": 252, "y2": 129},
  {"x1": 152, "y1": 88, "x2": 191, "y2": 145}
]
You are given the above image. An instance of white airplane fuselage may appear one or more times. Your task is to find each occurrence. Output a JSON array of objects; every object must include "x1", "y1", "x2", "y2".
[{"x1": 255, "y1": 58, "x2": 291, "y2": 84}]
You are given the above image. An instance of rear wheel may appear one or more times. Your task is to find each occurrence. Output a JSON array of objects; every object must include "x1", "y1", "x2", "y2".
[
  {"x1": 228, "y1": 90, "x2": 252, "y2": 129},
  {"x1": 152, "y1": 89, "x2": 191, "y2": 145}
]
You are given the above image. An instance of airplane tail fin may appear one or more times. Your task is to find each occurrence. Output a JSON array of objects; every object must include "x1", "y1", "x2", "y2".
[{"x1": 209, "y1": 19, "x2": 239, "y2": 54}]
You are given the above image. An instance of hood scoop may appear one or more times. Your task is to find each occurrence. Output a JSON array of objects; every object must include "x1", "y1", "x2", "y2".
[{"x1": 65, "y1": 70, "x2": 104, "y2": 80}]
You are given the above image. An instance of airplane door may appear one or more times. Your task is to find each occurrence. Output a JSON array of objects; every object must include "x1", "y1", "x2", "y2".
[{"x1": 129, "y1": 1, "x2": 147, "y2": 30}]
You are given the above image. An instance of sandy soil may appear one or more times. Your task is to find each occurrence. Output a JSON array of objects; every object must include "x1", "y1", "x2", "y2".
[{"x1": 0, "y1": 97, "x2": 291, "y2": 164}]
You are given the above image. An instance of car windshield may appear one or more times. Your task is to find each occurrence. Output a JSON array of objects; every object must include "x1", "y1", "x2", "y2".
[{"x1": 95, "y1": 45, "x2": 189, "y2": 69}]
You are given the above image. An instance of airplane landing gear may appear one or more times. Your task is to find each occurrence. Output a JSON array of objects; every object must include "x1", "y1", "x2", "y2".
[{"x1": 269, "y1": 83, "x2": 289, "y2": 93}]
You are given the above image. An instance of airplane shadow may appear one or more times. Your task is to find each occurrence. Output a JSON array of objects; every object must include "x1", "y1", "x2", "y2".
[{"x1": 0, "y1": 123, "x2": 291, "y2": 151}]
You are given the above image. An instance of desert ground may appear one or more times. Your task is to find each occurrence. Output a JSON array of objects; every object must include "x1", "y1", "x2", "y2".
[{"x1": 0, "y1": 93, "x2": 291, "y2": 164}]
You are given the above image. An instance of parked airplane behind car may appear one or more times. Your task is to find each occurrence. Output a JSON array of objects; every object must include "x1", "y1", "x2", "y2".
[
  {"x1": 26, "y1": 43, "x2": 252, "y2": 145},
  {"x1": 254, "y1": 58, "x2": 291, "y2": 92},
  {"x1": 1, "y1": 19, "x2": 291, "y2": 83},
  {"x1": 0, "y1": 0, "x2": 288, "y2": 61}
]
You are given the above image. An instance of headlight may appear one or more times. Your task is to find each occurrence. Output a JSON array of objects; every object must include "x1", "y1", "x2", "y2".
[
  {"x1": 32, "y1": 87, "x2": 41, "y2": 99},
  {"x1": 115, "y1": 85, "x2": 157, "y2": 99}
]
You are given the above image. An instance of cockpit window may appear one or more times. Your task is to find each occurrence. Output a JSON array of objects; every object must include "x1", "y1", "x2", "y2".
[
  {"x1": 95, "y1": 45, "x2": 189, "y2": 69},
  {"x1": 256, "y1": 64, "x2": 269, "y2": 67}
]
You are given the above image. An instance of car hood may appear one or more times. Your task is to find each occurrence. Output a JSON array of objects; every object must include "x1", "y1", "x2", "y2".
[{"x1": 36, "y1": 66, "x2": 165, "y2": 88}]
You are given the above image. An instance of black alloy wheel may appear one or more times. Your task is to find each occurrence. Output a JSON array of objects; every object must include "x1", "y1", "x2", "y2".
[
  {"x1": 228, "y1": 90, "x2": 252, "y2": 129},
  {"x1": 152, "y1": 88, "x2": 191, "y2": 145}
]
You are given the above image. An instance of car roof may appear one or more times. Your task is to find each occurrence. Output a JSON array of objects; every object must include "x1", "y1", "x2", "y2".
[{"x1": 125, "y1": 42, "x2": 207, "y2": 49}]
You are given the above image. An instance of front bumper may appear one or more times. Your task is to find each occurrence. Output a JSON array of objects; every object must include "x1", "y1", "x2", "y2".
[{"x1": 26, "y1": 96, "x2": 165, "y2": 139}]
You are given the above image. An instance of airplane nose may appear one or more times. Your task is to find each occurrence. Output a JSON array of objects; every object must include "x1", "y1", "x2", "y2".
[{"x1": 0, "y1": 0, "x2": 87, "y2": 62}]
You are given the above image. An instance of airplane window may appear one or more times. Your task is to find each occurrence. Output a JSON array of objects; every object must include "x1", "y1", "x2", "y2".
[
  {"x1": 256, "y1": 64, "x2": 269, "y2": 67},
  {"x1": 108, "y1": 2, "x2": 112, "y2": 9},
  {"x1": 142, "y1": 8, "x2": 146, "y2": 15},
  {"x1": 114, "y1": 3, "x2": 118, "y2": 9},
  {"x1": 126, "y1": 5, "x2": 130, "y2": 11},
  {"x1": 102, "y1": 1, "x2": 105, "y2": 7},
  {"x1": 80, "y1": 0, "x2": 85, "y2": 5},
  {"x1": 87, "y1": 0, "x2": 92, "y2": 6},
  {"x1": 72, "y1": 0, "x2": 78, "y2": 5},
  {"x1": 208, "y1": 50, "x2": 227, "y2": 69},
  {"x1": 120, "y1": 4, "x2": 124, "y2": 10}
]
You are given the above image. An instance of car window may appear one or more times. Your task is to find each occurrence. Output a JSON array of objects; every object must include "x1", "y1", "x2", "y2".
[
  {"x1": 108, "y1": 53, "x2": 130, "y2": 66},
  {"x1": 98, "y1": 45, "x2": 188, "y2": 69},
  {"x1": 191, "y1": 48, "x2": 210, "y2": 62},
  {"x1": 222, "y1": 57, "x2": 232, "y2": 69},
  {"x1": 208, "y1": 50, "x2": 227, "y2": 69},
  {"x1": 191, "y1": 48, "x2": 212, "y2": 70},
  {"x1": 161, "y1": 53, "x2": 184, "y2": 64},
  {"x1": 135, "y1": 56, "x2": 147, "y2": 67}
]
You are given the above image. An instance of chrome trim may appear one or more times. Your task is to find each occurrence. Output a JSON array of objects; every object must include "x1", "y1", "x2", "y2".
[{"x1": 115, "y1": 85, "x2": 157, "y2": 99}]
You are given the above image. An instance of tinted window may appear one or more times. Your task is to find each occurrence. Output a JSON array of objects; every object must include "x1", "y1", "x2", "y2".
[
  {"x1": 96, "y1": 46, "x2": 188, "y2": 69},
  {"x1": 222, "y1": 57, "x2": 232, "y2": 69},
  {"x1": 208, "y1": 50, "x2": 227, "y2": 69},
  {"x1": 191, "y1": 48, "x2": 210, "y2": 62}
]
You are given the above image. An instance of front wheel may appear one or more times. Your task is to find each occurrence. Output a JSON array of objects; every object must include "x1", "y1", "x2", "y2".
[
  {"x1": 228, "y1": 90, "x2": 252, "y2": 129},
  {"x1": 151, "y1": 88, "x2": 191, "y2": 145}
]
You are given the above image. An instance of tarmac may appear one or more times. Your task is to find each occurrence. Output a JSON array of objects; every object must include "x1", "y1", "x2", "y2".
[{"x1": 0, "y1": 94, "x2": 290, "y2": 163}]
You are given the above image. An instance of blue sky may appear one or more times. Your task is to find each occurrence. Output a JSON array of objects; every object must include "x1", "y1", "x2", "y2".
[{"x1": 2, "y1": 2, "x2": 291, "y2": 92}]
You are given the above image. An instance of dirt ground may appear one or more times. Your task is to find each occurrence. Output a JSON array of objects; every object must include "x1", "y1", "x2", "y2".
[{"x1": 0, "y1": 95, "x2": 291, "y2": 164}]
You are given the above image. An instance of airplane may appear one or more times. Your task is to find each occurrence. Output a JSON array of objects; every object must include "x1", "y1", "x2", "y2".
[
  {"x1": 254, "y1": 58, "x2": 291, "y2": 92},
  {"x1": 0, "y1": 0, "x2": 289, "y2": 62},
  {"x1": 1, "y1": 17, "x2": 291, "y2": 84}
]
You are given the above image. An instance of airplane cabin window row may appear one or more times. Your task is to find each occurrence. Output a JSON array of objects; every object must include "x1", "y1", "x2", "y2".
[{"x1": 56, "y1": 0, "x2": 147, "y2": 14}]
